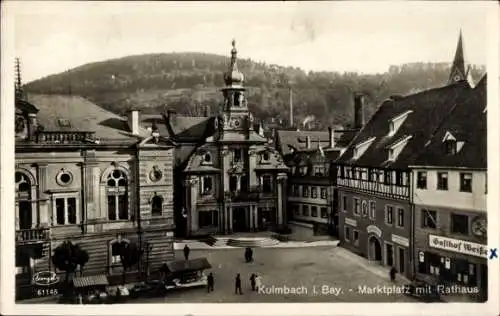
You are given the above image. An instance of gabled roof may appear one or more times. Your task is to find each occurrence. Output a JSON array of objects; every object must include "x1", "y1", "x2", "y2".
[
  {"x1": 337, "y1": 81, "x2": 473, "y2": 168},
  {"x1": 24, "y1": 94, "x2": 150, "y2": 141},
  {"x1": 412, "y1": 75, "x2": 486, "y2": 169}
]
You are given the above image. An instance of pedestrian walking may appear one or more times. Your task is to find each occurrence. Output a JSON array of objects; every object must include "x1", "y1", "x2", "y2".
[
  {"x1": 235, "y1": 273, "x2": 243, "y2": 295},
  {"x1": 183, "y1": 244, "x2": 190, "y2": 260},
  {"x1": 390, "y1": 267, "x2": 397, "y2": 282},
  {"x1": 250, "y1": 273, "x2": 256, "y2": 291},
  {"x1": 255, "y1": 274, "x2": 262, "y2": 291},
  {"x1": 207, "y1": 272, "x2": 214, "y2": 293},
  {"x1": 245, "y1": 247, "x2": 253, "y2": 263}
]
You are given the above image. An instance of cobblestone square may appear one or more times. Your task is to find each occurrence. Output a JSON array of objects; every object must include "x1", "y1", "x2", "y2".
[{"x1": 134, "y1": 246, "x2": 418, "y2": 303}]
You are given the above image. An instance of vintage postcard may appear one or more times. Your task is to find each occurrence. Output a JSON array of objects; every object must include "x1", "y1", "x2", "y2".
[{"x1": 1, "y1": 1, "x2": 499, "y2": 315}]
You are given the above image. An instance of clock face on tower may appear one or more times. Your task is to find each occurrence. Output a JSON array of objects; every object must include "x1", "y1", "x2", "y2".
[{"x1": 471, "y1": 216, "x2": 487, "y2": 237}]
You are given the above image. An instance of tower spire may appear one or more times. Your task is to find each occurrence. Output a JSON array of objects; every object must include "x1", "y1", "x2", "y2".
[
  {"x1": 15, "y1": 58, "x2": 24, "y2": 100},
  {"x1": 448, "y1": 30, "x2": 468, "y2": 85}
]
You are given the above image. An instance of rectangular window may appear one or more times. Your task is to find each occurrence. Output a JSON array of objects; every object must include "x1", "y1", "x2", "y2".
[
  {"x1": 293, "y1": 185, "x2": 299, "y2": 197},
  {"x1": 369, "y1": 201, "x2": 376, "y2": 220},
  {"x1": 320, "y1": 188, "x2": 327, "y2": 199},
  {"x1": 384, "y1": 171, "x2": 392, "y2": 185},
  {"x1": 229, "y1": 175, "x2": 238, "y2": 192},
  {"x1": 311, "y1": 206, "x2": 318, "y2": 217},
  {"x1": 421, "y1": 209, "x2": 437, "y2": 229},
  {"x1": 108, "y1": 196, "x2": 116, "y2": 221},
  {"x1": 199, "y1": 210, "x2": 218, "y2": 228},
  {"x1": 451, "y1": 214, "x2": 469, "y2": 235},
  {"x1": 353, "y1": 230, "x2": 359, "y2": 247},
  {"x1": 320, "y1": 207, "x2": 328, "y2": 218},
  {"x1": 56, "y1": 198, "x2": 65, "y2": 225},
  {"x1": 339, "y1": 166, "x2": 345, "y2": 179},
  {"x1": 67, "y1": 197, "x2": 77, "y2": 224},
  {"x1": 311, "y1": 187, "x2": 318, "y2": 198},
  {"x1": 342, "y1": 195, "x2": 347, "y2": 212},
  {"x1": 353, "y1": 198, "x2": 360, "y2": 216},
  {"x1": 397, "y1": 207, "x2": 404, "y2": 227},
  {"x1": 344, "y1": 227, "x2": 350, "y2": 241},
  {"x1": 437, "y1": 172, "x2": 448, "y2": 190},
  {"x1": 460, "y1": 173, "x2": 472, "y2": 193},
  {"x1": 395, "y1": 171, "x2": 404, "y2": 186},
  {"x1": 302, "y1": 186, "x2": 309, "y2": 198},
  {"x1": 201, "y1": 176, "x2": 213, "y2": 195},
  {"x1": 302, "y1": 205, "x2": 309, "y2": 216},
  {"x1": 417, "y1": 171, "x2": 427, "y2": 189},
  {"x1": 385, "y1": 205, "x2": 394, "y2": 225},
  {"x1": 262, "y1": 175, "x2": 272, "y2": 193},
  {"x1": 233, "y1": 148, "x2": 242, "y2": 162}
]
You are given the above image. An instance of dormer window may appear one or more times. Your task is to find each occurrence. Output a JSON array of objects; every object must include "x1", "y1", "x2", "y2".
[
  {"x1": 57, "y1": 118, "x2": 71, "y2": 128},
  {"x1": 388, "y1": 110, "x2": 413, "y2": 137},
  {"x1": 386, "y1": 135, "x2": 412, "y2": 162},
  {"x1": 444, "y1": 140, "x2": 457, "y2": 155},
  {"x1": 352, "y1": 137, "x2": 376, "y2": 160}
]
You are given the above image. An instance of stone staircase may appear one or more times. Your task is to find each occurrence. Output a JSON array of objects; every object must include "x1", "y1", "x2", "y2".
[
  {"x1": 226, "y1": 237, "x2": 280, "y2": 248},
  {"x1": 205, "y1": 235, "x2": 231, "y2": 247}
]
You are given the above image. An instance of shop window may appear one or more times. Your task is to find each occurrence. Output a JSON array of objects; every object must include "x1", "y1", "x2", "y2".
[
  {"x1": 385, "y1": 205, "x2": 394, "y2": 225},
  {"x1": 344, "y1": 227, "x2": 350, "y2": 241},
  {"x1": 353, "y1": 198, "x2": 360, "y2": 216},
  {"x1": 417, "y1": 171, "x2": 427, "y2": 189},
  {"x1": 199, "y1": 210, "x2": 218, "y2": 228},
  {"x1": 320, "y1": 188, "x2": 327, "y2": 199},
  {"x1": 460, "y1": 173, "x2": 472, "y2": 193},
  {"x1": 369, "y1": 201, "x2": 376, "y2": 220},
  {"x1": 302, "y1": 205, "x2": 309, "y2": 217},
  {"x1": 421, "y1": 209, "x2": 437, "y2": 229},
  {"x1": 455, "y1": 259, "x2": 476, "y2": 286},
  {"x1": 311, "y1": 187, "x2": 317, "y2": 198},
  {"x1": 418, "y1": 251, "x2": 426, "y2": 273},
  {"x1": 451, "y1": 214, "x2": 469, "y2": 235},
  {"x1": 397, "y1": 208, "x2": 404, "y2": 227},
  {"x1": 320, "y1": 207, "x2": 328, "y2": 218},
  {"x1": 437, "y1": 172, "x2": 448, "y2": 190},
  {"x1": 428, "y1": 252, "x2": 441, "y2": 276},
  {"x1": 353, "y1": 230, "x2": 359, "y2": 247},
  {"x1": 311, "y1": 206, "x2": 318, "y2": 217}
]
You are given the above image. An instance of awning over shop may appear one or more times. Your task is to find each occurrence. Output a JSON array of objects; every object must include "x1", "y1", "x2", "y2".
[
  {"x1": 72, "y1": 275, "x2": 109, "y2": 288},
  {"x1": 161, "y1": 258, "x2": 212, "y2": 274}
]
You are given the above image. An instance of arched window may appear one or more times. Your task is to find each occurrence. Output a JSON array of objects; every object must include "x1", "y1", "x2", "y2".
[
  {"x1": 107, "y1": 169, "x2": 128, "y2": 220},
  {"x1": 151, "y1": 195, "x2": 163, "y2": 216},
  {"x1": 15, "y1": 172, "x2": 32, "y2": 229}
]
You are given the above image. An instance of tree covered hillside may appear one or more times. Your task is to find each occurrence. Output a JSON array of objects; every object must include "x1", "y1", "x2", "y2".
[{"x1": 24, "y1": 52, "x2": 485, "y2": 129}]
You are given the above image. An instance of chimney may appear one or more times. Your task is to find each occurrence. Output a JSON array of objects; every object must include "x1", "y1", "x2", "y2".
[
  {"x1": 328, "y1": 127, "x2": 335, "y2": 148},
  {"x1": 127, "y1": 109, "x2": 140, "y2": 135},
  {"x1": 306, "y1": 136, "x2": 311, "y2": 149},
  {"x1": 354, "y1": 93, "x2": 365, "y2": 129}
]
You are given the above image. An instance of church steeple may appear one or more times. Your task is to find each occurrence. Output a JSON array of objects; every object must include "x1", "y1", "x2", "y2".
[{"x1": 448, "y1": 30, "x2": 474, "y2": 86}]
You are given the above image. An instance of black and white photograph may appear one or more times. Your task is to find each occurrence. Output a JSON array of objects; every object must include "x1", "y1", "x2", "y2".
[{"x1": 1, "y1": 1, "x2": 499, "y2": 316}]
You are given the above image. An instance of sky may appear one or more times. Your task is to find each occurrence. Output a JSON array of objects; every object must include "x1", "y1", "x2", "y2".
[{"x1": 9, "y1": 1, "x2": 492, "y2": 83}]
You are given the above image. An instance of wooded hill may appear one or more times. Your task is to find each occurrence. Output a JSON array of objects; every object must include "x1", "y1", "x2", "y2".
[{"x1": 24, "y1": 52, "x2": 485, "y2": 129}]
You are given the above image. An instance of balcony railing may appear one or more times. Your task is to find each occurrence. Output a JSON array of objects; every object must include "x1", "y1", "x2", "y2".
[
  {"x1": 16, "y1": 228, "x2": 50, "y2": 243},
  {"x1": 36, "y1": 131, "x2": 96, "y2": 144},
  {"x1": 337, "y1": 178, "x2": 409, "y2": 200}
]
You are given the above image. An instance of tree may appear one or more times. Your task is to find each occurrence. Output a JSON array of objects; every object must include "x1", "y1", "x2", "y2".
[
  {"x1": 115, "y1": 241, "x2": 143, "y2": 285},
  {"x1": 52, "y1": 241, "x2": 89, "y2": 282}
]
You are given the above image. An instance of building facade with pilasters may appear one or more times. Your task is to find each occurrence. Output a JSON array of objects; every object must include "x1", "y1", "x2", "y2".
[
  {"x1": 15, "y1": 91, "x2": 176, "y2": 299},
  {"x1": 164, "y1": 41, "x2": 288, "y2": 237}
]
